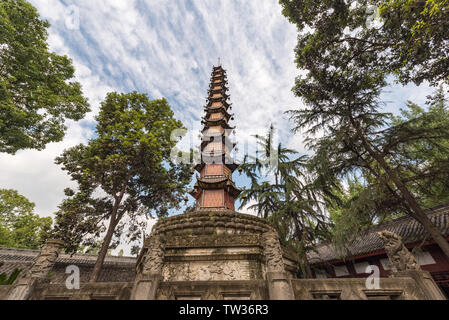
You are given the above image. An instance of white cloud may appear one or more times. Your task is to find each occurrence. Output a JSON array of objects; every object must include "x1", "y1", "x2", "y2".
[
  {"x1": 5, "y1": 0, "x2": 300, "y2": 220},
  {"x1": 0, "y1": 121, "x2": 88, "y2": 217},
  {"x1": 239, "y1": 199, "x2": 259, "y2": 217}
]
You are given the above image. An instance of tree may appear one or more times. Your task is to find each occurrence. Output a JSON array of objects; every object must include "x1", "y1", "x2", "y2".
[
  {"x1": 280, "y1": 0, "x2": 449, "y2": 258},
  {"x1": 389, "y1": 86, "x2": 449, "y2": 208},
  {"x1": 52, "y1": 92, "x2": 191, "y2": 282},
  {"x1": 0, "y1": 0, "x2": 89, "y2": 154},
  {"x1": 0, "y1": 264, "x2": 21, "y2": 285},
  {"x1": 378, "y1": 0, "x2": 449, "y2": 85},
  {"x1": 239, "y1": 126, "x2": 331, "y2": 277},
  {"x1": 0, "y1": 189, "x2": 52, "y2": 249},
  {"x1": 324, "y1": 89, "x2": 449, "y2": 250},
  {"x1": 280, "y1": 0, "x2": 449, "y2": 86},
  {"x1": 325, "y1": 174, "x2": 406, "y2": 252}
]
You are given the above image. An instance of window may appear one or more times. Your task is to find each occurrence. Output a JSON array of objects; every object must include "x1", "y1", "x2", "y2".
[
  {"x1": 333, "y1": 265, "x2": 350, "y2": 277},
  {"x1": 354, "y1": 262, "x2": 370, "y2": 274}
]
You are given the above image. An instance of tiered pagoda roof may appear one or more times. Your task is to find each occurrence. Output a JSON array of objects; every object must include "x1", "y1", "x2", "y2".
[{"x1": 190, "y1": 63, "x2": 241, "y2": 210}]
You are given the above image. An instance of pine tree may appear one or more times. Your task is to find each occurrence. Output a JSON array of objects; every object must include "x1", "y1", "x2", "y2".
[
  {"x1": 52, "y1": 92, "x2": 191, "y2": 282},
  {"x1": 239, "y1": 126, "x2": 331, "y2": 277}
]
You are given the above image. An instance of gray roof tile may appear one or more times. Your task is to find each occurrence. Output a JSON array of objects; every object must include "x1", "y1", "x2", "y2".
[
  {"x1": 308, "y1": 203, "x2": 449, "y2": 264},
  {"x1": 0, "y1": 248, "x2": 137, "y2": 283}
]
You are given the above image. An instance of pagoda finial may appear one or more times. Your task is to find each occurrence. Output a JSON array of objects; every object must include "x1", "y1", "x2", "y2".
[{"x1": 218, "y1": 57, "x2": 221, "y2": 66}]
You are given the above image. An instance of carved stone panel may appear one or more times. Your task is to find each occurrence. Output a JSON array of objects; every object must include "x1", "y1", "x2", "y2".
[
  {"x1": 262, "y1": 231, "x2": 285, "y2": 273},
  {"x1": 142, "y1": 235, "x2": 166, "y2": 275},
  {"x1": 162, "y1": 260, "x2": 253, "y2": 281},
  {"x1": 166, "y1": 234, "x2": 261, "y2": 249}
]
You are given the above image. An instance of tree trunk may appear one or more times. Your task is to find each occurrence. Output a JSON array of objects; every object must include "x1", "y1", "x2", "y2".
[
  {"x1": 89, "y1": 216, "x2": 116, "y2": 283},
  {"x1": 380, "y1": 163, "x2": 449, "y2": 259},
  {"x1": 293, "y1": 217, "x2": 313, "y2": 278},
  {"x1": 89, "y1": 177, "x2": 129, "y2": 283},
  {"x1": 300, "y1": 241, "x2": 313, "y2": 279}
]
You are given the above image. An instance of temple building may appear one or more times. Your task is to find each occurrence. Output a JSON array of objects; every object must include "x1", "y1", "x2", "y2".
[
  {"x1": 308, "y1": 203, "x2": 449, "y2": 298},
  {"x1": 0, "y1": 63, "x2": 446, "y2": 300}
]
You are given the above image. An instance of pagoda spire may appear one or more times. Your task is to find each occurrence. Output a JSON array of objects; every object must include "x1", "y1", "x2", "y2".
[{"x1": 190, "y1": 64, "x2": 241, "y2": 210}]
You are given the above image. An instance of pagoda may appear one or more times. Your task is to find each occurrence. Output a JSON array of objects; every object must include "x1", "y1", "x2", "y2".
[
  {"x1": 3, "y1": 62, "x2": 443, "y2": 302},
  {"x1": 190, "y1": 63, "x2": 241, "y2": 210},
  {"x1": 129, "y1": 62, "x2": 300, "y2": 301}
]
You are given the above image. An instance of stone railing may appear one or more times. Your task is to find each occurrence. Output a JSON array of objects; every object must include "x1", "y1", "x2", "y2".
[
  {"x1": 156, "y1": 280, "x2": 268, "y2": 300},
  {"x1": 28, "y1": 282, "x2": 132, "y2": 300},
  {"x1": 6, "y1": 239, "x2": 64, "y2": 300},
  {"x1": 291, "y1": 278, "x2": 420, "y2": 300},
  {"x1": 291, "y1": 275, "x2": 445, "y2": 300},
  {"x1": 24, "y1": 274, "x2": 446, "y2": 300},
  {"x1": 0, "y1": 286, "x2": 12, "y2": 299}
]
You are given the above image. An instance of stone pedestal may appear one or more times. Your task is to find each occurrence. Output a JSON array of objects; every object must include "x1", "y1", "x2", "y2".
[
  {"x1": 392, "y1": 270, "x2": 446, "y2": 300},
  {"x1": 7, "y1": 239, "x2": 64, "y2": 300},
  {"x1": 131, "y1": 235, "x2": 165, "y2": 300},
  {"x1": 262, "y1": 231, "x2": 295, "y2": 300},
  {"x1": 131, "y1": 273, "x2": 162, "y2": 300},
  {"x1": 133, "y1": 209, "x2": 299, "y2": 300}
]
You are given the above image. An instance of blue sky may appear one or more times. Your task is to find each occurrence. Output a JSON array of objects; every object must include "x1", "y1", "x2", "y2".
[{"x1": 0, "y1": 0, "x2": 439, "y2": 254}]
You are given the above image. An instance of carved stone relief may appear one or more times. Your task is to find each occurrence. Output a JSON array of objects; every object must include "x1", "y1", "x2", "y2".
[
  {"x1": 24, "y1": 239, "x2": 64, "y2": 280},
  {"x1": 165, "y1": 234, "x2": 261, "y2": 249},
  {"x1": 162, "y1": 263, "x2": 190, "y2": 281},
  {"x1": 157, "y1": 286, "x2": 175, "y2": 300},
  {"x1": 142, "y1": 235, "x2": 166, "y2": 275},
  {"x1": 262, "y1": 231, "x2": 285, "y2": 273},
  {"x1": 162, "y1": 261, "x2": 249, "y2": 281}
]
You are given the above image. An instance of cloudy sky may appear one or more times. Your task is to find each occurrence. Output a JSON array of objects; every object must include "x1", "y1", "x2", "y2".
[{"x1": 0, "y1": 1, "x2": 437, "y2": 252}]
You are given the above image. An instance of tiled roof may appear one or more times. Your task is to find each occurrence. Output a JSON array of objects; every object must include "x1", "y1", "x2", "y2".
[
  {"x1": 308, "y1": 203, "x2": 449, "y2": 264},
  {"x1": 0, "y1": 247, "x2": 136, "y2": 265},
  {"x1": 0, "y1": 247, "x2": 137, "y2": 283}
]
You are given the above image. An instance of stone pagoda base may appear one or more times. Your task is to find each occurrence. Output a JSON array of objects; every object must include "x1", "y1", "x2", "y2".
[
  {"x1": 130, "y1": 209, "x2": 300, "y2": 300},
  {"x1": 2, "y1": 224, "x2": 445, "y2": 300}
]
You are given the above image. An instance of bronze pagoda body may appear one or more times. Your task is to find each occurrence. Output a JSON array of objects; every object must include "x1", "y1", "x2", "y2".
[{"x1": 191, "y1": 65, "x2": 241, "y2": 210}]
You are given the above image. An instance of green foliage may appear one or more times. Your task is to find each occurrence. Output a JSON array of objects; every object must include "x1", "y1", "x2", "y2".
[
  {"x1": 304, "y1": 85, "x2": 449, "y2": 252},
  {"x1": 0, "y1": 189, "x2": 52, "y2": 249},
  {"x1": 389, "y1": 86, "x2": 449, "y2": 207},
  {"x1": 0, "y1": 0, "x2": 89, "y2": 154},
  {"x1": 0, "y1": 267, "x2": 21, "y2": 285},
  {"x1": 378, "y1": 0, "x2": 449, "y2": 85},
  {"x1": 52, "y1": 91, "x2": 191, "y2": 259},
  {"x1": 239, "y1": 126, "x2": 331, "y2": 277},
  {"x1": 326, "y1": 175, "x2": 405, "y2": 251},
  {"x1": 281, "y1": 0, "x2": 449, "y2": 257},
  {"x1": 280, "y1": 0, "x2": 449, "y2": 87}
]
